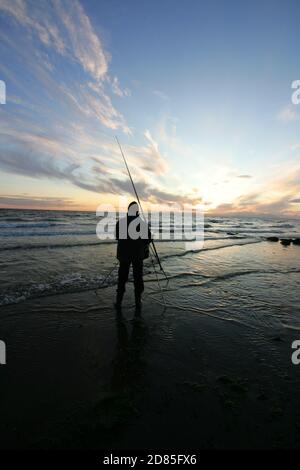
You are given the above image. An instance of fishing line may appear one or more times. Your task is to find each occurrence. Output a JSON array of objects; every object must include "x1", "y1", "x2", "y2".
[
  {"x1": 149, "y1": 247, "x2": 167, "y2": 309},
  {"x1": 115, "y1": 136, "x2": 169, "y2": 284},
  {"x1": 95, "y1": 260, "x2": 118, "y2": 296},
  {"x1": 115, "y1": 136, "x2": 170, "y2": 307}
]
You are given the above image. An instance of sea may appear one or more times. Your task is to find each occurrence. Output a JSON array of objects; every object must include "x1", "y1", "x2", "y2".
[{"x1": 0, "y1": 208, "x2": 300, "y2": 331}]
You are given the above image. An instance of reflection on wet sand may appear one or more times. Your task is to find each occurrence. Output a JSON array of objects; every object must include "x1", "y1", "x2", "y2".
[{"x1": 111, "y1": 309, "x2": 148, "y2": 393}]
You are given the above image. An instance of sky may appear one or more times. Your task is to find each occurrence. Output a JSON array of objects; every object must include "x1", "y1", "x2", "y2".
[{"x1": 0, "y1": 0, "x2": 300, "y2": 216}]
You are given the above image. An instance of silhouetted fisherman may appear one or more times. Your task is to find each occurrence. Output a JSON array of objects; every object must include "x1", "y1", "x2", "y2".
[{"x1": 115, "y1": 201, "x2": 151, "y2": 310}]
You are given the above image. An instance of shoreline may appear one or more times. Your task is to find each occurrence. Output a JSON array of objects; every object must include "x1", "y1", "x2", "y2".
[{"x1": 1, "y1": 280, "x2": 300, "y2": 449}]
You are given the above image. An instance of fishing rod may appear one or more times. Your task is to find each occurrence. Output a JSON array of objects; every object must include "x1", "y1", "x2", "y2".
[
  {"x1": 115, "y1": 136, "x2": 169, "y2": 283},
  {"x1": 95, "y1": 260, "x2": 118, "y2": 296}
]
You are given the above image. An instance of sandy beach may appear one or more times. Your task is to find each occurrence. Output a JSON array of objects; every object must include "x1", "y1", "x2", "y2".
[
  {"x1": 1, "y1": 0, "x2": 300, "y2": 457},
  {"x1": 1, "y1": 239, "x2": 300, "y2": 449}
]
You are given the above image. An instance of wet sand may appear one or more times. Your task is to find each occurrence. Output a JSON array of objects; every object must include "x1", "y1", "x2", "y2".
[{"x1": 1, "y1": 272, "x2": 300, "y2": 449}]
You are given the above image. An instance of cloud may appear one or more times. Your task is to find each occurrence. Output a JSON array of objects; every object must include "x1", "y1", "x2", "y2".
[
  {"x1": 107, "y1": 178, "x2": 202, "y2": 206},
  {"x1": 0, "y1": 0, "x2": 108, "y2": 80},
  {"x1": 277, "y1": 105, "x2": 299, "y2": 122},
  {"x1": 0, "y1": 146, "x2": 79, "y2": 180},
  {"x1": 0, "y1": 194, "x2": 75, "y2": 208},
  {"x1": 237, "y1": 174, "x2": 252, "y2": 179},
  {"x1": 111, "y1": 76, "x2": 130, "y2": 97},
  {"x1": 0, "y1": 120, "x2": 194, "y2": 206},
  {"x1": 0, "y1": 1, "x2": 203, "y2": 208},
  {"x1": 153, "y1": 90, "x2": 169, "y2": 101},
  {"x1": 54, "y1": 0, "x2": 109, "y2": 79},
  {"x1": 237, "y1": 192, "x2": 260, "y2": 206},
  {"x1": 290, "y1": 143, "x2": 300, "y2": 151},
  {"x1": 0, "y1": 0, "x2": 130, "y2": 133},
  {"x1": 83, "y1": 82, "x2": 131, "y2": 133},
  {"x1": 0, "y1": 0, "x2": 66, "y2": 54},
  {"x1": 209, "y1": 164, "x2": 300, "y2": 217},
  {"x1": 140, "y1": 130, "x2": 169, "y2": 174}
]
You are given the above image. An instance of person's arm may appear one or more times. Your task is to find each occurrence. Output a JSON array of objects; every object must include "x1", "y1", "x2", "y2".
[{"x1": 115, "y1": 220, "x2": 119, "y2": 240}]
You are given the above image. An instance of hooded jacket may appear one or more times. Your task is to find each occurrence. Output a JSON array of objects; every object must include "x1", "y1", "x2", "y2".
[{"x1": 116, "y1": 214, "x2": 151, "y2": 262}]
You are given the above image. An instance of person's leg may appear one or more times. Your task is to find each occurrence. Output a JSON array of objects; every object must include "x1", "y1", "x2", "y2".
[
  {"x1": 132, "y1": 259, "x2": 144, "y2": 307},
  {"x1": 116, "y1": 260, "x2": 130, "y2": 306}
]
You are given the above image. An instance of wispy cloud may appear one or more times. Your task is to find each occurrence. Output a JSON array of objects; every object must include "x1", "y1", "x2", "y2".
[
  {"x1": 54, "y1": 0, "x2": 108, "y2": 79},
  {"x1": 153, "y1": 90, "x2": 169, "y2": 101},
  {"x1": 0, "y1": 0, "x2": 129, "y2": 133},
  {"x1": 210, "y1": 164, "x2": 300, "y2": 217},
  {"x1": 0, "y1": 0, "x2": 199, "y2": 208},
  {"x1": 0, "y1": 113, "x2": 194, "y2": 205},
  {"x1": 111, "y1": 76, "x2": 131, "y2": 97},
  {"x1": 277, "y1": 105, "x2": 299, "y2": 122},
  {"x1": 0, "y1": 0, "x2": 108, "y2": 79},
  {"x1": 0, "y1": 194, "x2": 75, "y2": 209},
  {"x1": 290, "y1": 143, "x2": 300, "y2": 151}
]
